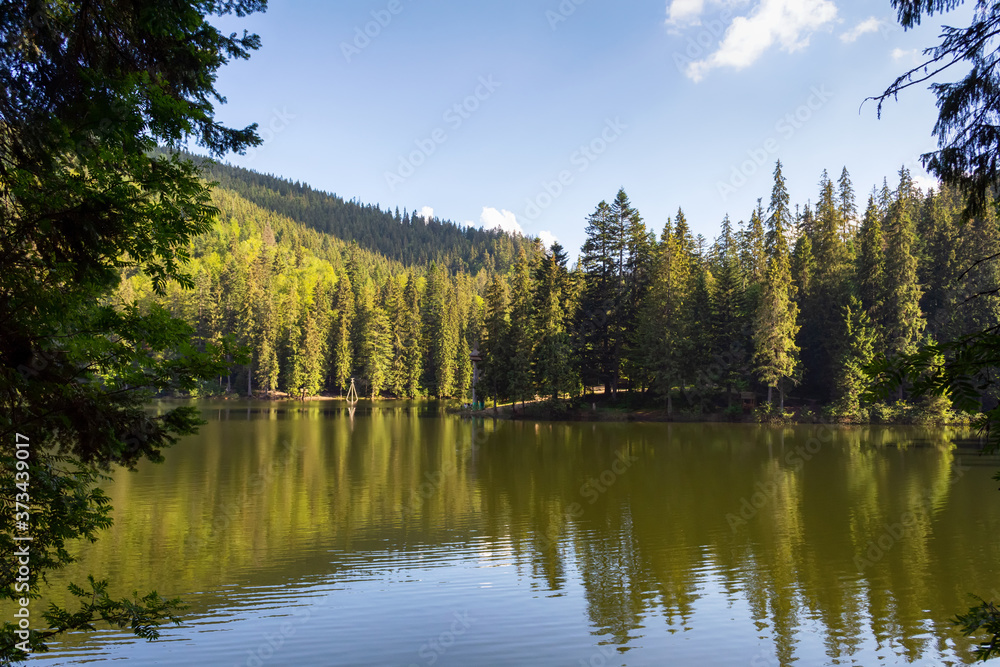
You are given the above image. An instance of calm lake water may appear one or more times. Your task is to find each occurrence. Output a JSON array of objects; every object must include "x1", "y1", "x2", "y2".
[{"x1": 26, "y1": 401, "x2": 1000, "y2": 666}]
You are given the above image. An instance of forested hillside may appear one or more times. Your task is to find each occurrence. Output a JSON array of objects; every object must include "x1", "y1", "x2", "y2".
[
  {"x1": 132, "y1": 157, "x2": 1000, "y2": 420},
  {"x1": 121, "y1": 179, "x2": 522, "y2": 399},
  {"x1": 198, "y1": 157, "x2": 527, "y2": 274}
]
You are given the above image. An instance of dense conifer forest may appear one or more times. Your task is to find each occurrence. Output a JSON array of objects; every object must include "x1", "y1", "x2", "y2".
[{"x1": 133, "y1": 158, "x2": 1000, "y2": 420}]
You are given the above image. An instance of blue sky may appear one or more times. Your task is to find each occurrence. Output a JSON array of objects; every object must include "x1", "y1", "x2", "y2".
[{"x1": 209, "y1": 0, "x2": 966, "y2": 257}]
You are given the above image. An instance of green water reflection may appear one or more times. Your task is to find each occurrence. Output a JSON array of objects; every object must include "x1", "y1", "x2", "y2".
[{"x1": 35, "y1": 402, "x2": 1000, "y2": 665}]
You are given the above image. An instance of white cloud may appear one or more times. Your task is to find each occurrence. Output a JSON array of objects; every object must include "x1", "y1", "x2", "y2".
[
  {"x1": 667, "y1": 0, "x2": 706, "y2": 25},
  {"x1": 417, "y1": 206, "x2": 434, "y2": 222},
  {"x1": 912, "y1": 172, "x2": 939, "y2": 192},
  {"x1": 685, "y1": 0, "x2": 837, "y2": 82},
  {"x1": 480, "y1": 207, "x2": 524, "y2": 236},
  {"x1": 892, "y1": 47, "x2": 919, "y2": 63},
  {"x1": 840, "y1": 17, "x2": 881, "y2": 43},
  {"x1": 538, "y1": 230, "x2": 558, "y2": 250}
]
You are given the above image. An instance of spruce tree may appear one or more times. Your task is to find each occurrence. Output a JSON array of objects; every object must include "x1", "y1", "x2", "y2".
[
  {"x1": 577, "y1": 201, "x2": 617, "y2": 393},
  {"x1": 402, "y1": 276, "x2": 424, "y2": 397},
  {"x1": 832, "y1": 296, "x2": 877, "y2": 417},
  {"x1": 740, "y1": 203, "x2": 765, "y2": 274},
  {"x1": 454, "y1": 319, "x2": 473, "y2": 401},
  {"x1": 637, "y1": 218, "x2": 692, "y2": 413},
  {"x1": 533, "y1": 243, "x2": 575, "y2": 402},
  {"x1": 329, "y1": 273, "x2": 355, "y2": 395},
  {"x1": 857, "y1": 195, "x2": 887, "y2": 346},
  {"x1": 621, "y1": 194, "x2": 654, "y2": 391},
  {"x1": 481, "y1": 274, "x2": 511, "y2": 408},
  {"x1": 709, "y1": 215, "x2": 749, "y2": 403},
  {"x1": 800, "y1": 170, "x2": 852, "y2": 399},
  {"x1": 791, "y1": 233, "x2": 814, "y2": 308},
  {"x1": 753, "y1": 162, "x2": 801, "y2": 408},
  {"x1": 423, "y1": 262, "x2": 458, "y2": 397},
  {"x1": 883, "y1": 172, "x2": 926, "y2": 360},
  {"x1": 837, "y1": 166, "x2": 858, "y2": 241},
  {"x1": 507, "y1": 248, "x2": 536, "y2": 408},
  {"x1": 360, "y1": 281, "x2": 392, "y2": 398},
  {"x1": 252, "y1": 250, "x2": 280, "y2": 396},
  {"x1": 385, "y1": 276, "x2": 409, "y2": 397}
]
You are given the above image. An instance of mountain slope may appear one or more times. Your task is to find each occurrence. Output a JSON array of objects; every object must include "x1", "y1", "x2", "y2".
[{"x1": 199, "y1": 157, "x2": 532, "y2": 275}]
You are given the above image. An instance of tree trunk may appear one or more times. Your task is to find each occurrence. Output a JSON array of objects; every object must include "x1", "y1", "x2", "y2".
[{"x1": 767, "y1": 385, "x2": 773, "y2": 405}]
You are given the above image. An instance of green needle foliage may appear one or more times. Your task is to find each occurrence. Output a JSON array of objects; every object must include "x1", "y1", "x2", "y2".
[{"x1": 0, "y1": 0, "x2": 265, "y2": 662}]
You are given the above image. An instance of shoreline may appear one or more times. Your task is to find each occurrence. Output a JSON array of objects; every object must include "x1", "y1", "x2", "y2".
[
  {"x1": 461, "y1": 400, "x2": 973, "y2": 427},
  {"x1": 160, "y1": 394, "x2": 974, "y2": 427}
]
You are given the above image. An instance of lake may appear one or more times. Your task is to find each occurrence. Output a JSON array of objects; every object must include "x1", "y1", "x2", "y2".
[{"x1": 28, "y1": 401, "x2": 1000, "y2": 666}]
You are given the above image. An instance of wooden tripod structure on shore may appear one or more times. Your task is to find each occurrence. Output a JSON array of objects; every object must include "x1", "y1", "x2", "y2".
[{"x1": 346, "y1": 377, "x2": 358, "y2": 404}]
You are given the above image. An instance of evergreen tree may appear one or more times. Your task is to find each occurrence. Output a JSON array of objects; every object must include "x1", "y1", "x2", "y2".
[
  {"x1": 800, "y1": 170, "x2": 852, "y2": 399},
  {"x1": 709, "y1": 216, "x2": 749, "y2": 403},
  {"x1": 385, "y1": 276, "x2": 409, "y2": 396},
  {"x1": 423, "y1": 262, "x2": 458, "y2": 397},
  {"x1": 766, "y1": 162, "x2": 794, "y2": 258},
  {"x1": 251, "y1": 250, "x2": 280, "y2": 396},
  {"x1": 686, "y1": 259, "x2": 715, "y2": 402},
  {"x1": 481, "y1": 274, "x2": 512, "y2": 408},
  {"x1": 577, "y1": 201, "x2": 618, "y2": 393},
  {"x1": 791, "y1": 234, "x2": 814, "y2": 307},
  {"x1": 507, "y1": 248, "x2": 536, "y2": 407},
  {"x1": 279, "y1": 277, "x2": 304, "y2": 395},
  {"x1": 402, "y1": 276, "x2": 424, "y2": 397},
  {"x1": 294, "y1": 291, "x2": 329, "y2": 398},
  {"x1": 360, "y1": 281, "x2": 392, "y2": 398},
  {"x1": 743, "y1": 201, "x2": 767, "y2": 284},
  {"x1": 832, "y1": 296, "x2": 877, "y2": 417},
  {"x1": 753, "y1": 162, "x2": 801, "y2": 408},
  {"x1": 837, "y1": 166, "x2": 858, "y2": 241},
  {"x1": 0, "y1": 0, "x2": 266, "y2": 657},
  {"x1": 919, "y1": 184, "x2": 961, "y2": 341},
  {"x1": 621, "y1": 193, "x2": 655, "y2": 391},
  {"x1": 883, "y1": 171, "x2": 926, "y2": 360},
  {"x1": 857, "y1": 195, "x2": 887, "y2": 329},
  {"x1": 329, "y1": 273, "x2": 355, "y2": 395},
  {"x1": 533, "y1": 243, "x2": 576, "y2": 401},
  {"x1": 638, "y1": 218, "x2": 692, "y2": 413}
]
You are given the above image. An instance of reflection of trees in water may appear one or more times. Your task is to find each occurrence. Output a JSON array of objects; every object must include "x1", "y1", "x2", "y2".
[
  {"x1": 507, "y1": 423, "x2": 986, "y2": 666},
  {"x1": 45, "y1": 413, "x2": 998, "y2": 664}
]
